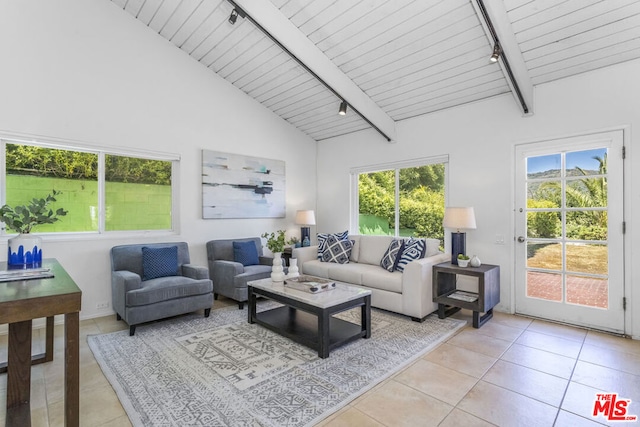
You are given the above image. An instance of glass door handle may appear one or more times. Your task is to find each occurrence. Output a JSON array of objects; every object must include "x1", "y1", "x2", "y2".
[{"x1": 517, "y1": 236, "x2": 525, "y2": 243}]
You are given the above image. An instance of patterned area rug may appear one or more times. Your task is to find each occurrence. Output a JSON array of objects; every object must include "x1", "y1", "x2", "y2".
[{"x1": 88, "y1": 302, "x2": 466, "y2": 426}]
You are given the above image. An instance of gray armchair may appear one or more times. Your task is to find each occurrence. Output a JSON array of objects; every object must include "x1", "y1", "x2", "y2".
[
  {"x1": 206, "y1": 237, "x2": 272, "y2": 309},
  {"x1": 110, "y1": 242, "x2": 214, "y2": 335}
]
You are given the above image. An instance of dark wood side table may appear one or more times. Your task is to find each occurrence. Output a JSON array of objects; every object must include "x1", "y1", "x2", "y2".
[
  {"x1": 282, "y1": 247, "x2": 293, "y2": 267},
  {"x1": 0, "y1": 259, "x2": 82, "y2": 427},
  {"x1": 432, "y1": 262, "x2": 500, "y2": 328}
]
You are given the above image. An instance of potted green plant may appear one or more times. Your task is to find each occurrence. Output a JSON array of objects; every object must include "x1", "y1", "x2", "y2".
[
  {"x1": 288, "y1": 236, "x2": 301, "y2": 248},
  {"x1": 261, "y1": 230, "x2": 286, "y2": 254},
  {"x1": 0, "y1": 190, "x2": 68, "y2": 267},
  {"x1": 457, "y1": 254, "x2": 470, "y2": 267}
]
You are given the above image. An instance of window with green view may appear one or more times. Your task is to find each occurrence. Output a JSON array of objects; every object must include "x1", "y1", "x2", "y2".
[
  {"x1": 356, "y1": 160, "x2": 447, "y2": 245},
  {"x1": 105, "y1": 154, "x2": 172, "y2": 231},
  {"x1": 2, "y1": 140, "x2": 175, "y2": 234}
]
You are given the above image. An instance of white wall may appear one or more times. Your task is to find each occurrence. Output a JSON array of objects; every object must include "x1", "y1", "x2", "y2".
[
  {"x1": 317, "y1": 59, "x2": 640, "y2": 338},
  {"x1": 0, "y1": 0, "x2": 317, "y2": 320}
]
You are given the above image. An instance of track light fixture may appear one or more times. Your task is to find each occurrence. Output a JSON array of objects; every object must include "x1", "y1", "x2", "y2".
[
  {"x1": 338, "y1": 100, "x2": 348, "y2": 116},
  {"x1": 475, "y1": 0, "x2": 528, "y2": 113},
  {"x1": 228, "y1": 7, "x2": 246, "y2": 25},
  {"x1": 490, "y1": 43, "x2": 501, "y2": 63},
  {"x1": 228, "y1": 9, "x2": 239, "y2": 24}
]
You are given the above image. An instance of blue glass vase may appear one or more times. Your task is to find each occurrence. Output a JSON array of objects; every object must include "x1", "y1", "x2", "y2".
[{"x1": 7, "y1": 234, "x2": 43, "y2": 268}]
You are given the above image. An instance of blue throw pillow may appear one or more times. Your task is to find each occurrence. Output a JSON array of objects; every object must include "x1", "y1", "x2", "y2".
[
  {"x1": 321, "y1": 235, "x2": 353, "y2": 264},
  {"x1": 233, "y1": 241, "x2": 259, "y2": 266},
  {"x1": 142, "y1": 246, "x2": 179, "y2": 280},
  {"x1": 317, "y1": 231, "x2": 349, "y2": 259},
  {"x1": 380, "y1": 239, "x2": 405, "y2": 272},
  {"x1": 395, "y1": 238, "x2": 426, "y2": 272}
]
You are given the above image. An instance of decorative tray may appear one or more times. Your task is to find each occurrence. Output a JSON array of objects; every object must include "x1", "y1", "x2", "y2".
[
  {"x1": 0, "y1": 267, "x2": 54, "y2": 282},
  {"x1": 284, "y1": 275, "x2": 336, "y2": 293}
]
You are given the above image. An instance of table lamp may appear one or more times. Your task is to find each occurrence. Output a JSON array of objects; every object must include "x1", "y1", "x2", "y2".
[
  {"x1": 443, "y1": 207, "x2": 476, "y2": 265},
  {"x1": 295, "y1": 210, "x2": 315, "y2": 247}
]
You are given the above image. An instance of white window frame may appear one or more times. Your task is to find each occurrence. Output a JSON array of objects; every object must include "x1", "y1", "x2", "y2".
[
  {"x1": 350, "y1": 155, "x2": 449, "y2": 236},
  {"x1": 1, "y1": 132, "x2": 180, "y2": 239}
]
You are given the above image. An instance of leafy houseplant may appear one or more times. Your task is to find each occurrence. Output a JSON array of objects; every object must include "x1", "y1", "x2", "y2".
[
  {"x1": 0, "y1": 190, "x2": 68, "y2": 234},
  {"x1": 457, "y1": 253, "x2": 470, "y2": 267},
  {"x1": 288, "y1": 236, "x2": 300, "y2": 248},
  {"x1": 261, "y1": 230, "x2": 286, "y2": 254},
  {"x1": 1, "y1": 190, "x2": 68, "y2": 267}
]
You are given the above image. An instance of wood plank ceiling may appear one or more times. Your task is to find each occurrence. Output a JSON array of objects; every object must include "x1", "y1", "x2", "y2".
[{"x1": 111, "y1": 0, "x2": 640, "y2": 141}]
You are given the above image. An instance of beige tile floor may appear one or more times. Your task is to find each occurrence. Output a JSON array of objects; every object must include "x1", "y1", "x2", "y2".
[{"x1": 1, "y1": 299, "x2": 639, "y2": 426}]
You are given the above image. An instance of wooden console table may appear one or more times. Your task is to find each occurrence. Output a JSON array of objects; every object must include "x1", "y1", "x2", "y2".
[
  {"x1": 0, "y1": 259, "x2": 82, "y2": 427},
  {"x1": 432, "y1": 262, "x2": 500, "y2": 328}
]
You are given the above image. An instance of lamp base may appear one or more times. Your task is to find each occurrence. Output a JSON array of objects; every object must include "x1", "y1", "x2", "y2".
[
  {"x1": 300, "y1": 227, "x2": 311, "y2": 246},
  {"x1": 451, "y1": 232, "x2": 466, "y2": 265}
]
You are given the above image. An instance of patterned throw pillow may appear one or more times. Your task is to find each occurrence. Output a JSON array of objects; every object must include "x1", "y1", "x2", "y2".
[
  {"x1": 395, "y1": 238, "x2": 426, "y2": 272},
  {"x1": 317, "y1": 230, "x2": 349, "y2": 259},
  {"x1": 142, "y1": 246, "x2": 179, "y2": 280},
  {"x1": 233, "y1": 241, "x2": 259, "y2": 266},
  {"x1": 380, "y1": 239, "x2": 404, "y2": 272},
  {"x1": 321, "y1": 235, "x2": 353, "y2": 264}
]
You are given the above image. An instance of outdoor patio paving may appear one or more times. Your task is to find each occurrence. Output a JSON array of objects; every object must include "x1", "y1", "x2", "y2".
[{"x1": 527, "y1": 271, "x2": 608, "y2": 308}]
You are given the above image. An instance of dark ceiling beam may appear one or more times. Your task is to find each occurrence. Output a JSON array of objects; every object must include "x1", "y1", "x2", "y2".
[{"x1": 472, "y1": 0, "x2": 534, "y2": 115}]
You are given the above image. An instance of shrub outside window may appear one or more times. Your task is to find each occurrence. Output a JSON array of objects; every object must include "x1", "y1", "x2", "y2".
[{"x1": 354, "y1": 158, "x2": 447, "y2": 245}]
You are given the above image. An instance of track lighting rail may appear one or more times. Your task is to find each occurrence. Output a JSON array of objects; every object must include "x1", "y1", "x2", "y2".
[
  {"x1": 225, "y1": 0, "x2": 392, "y2": 142},
  {"x1": 475, "y1": 0, "x2": 529, "y2": 114}
]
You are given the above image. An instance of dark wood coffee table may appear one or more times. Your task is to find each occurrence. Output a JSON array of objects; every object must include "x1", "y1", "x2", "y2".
[{"x1": 248, "y1": 277, "x2": 371, "y2": 358}]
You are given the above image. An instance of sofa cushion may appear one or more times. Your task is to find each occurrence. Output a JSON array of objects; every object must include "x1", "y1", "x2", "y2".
[
  {"x1": 396, "y1": 238, "x2": 426, "y2": 272},
  {"x1": 321, "y1": 235, "x2": 353, "y2": 264},
  {"x1": 126, "y1": 276, "x2": 212, "y2": 306},
  {"x1": 326, "y1": 262, "x2": 365, "y2": 285},
  {"x1": 361, "y1": 267, "x2": 403, "y2": 293},
  {"x1": 425, "y1": 238, "x2": 441, "y2": 257},
  {"x1": 348, "y1": 235, "x2": 361, "y2": 263},
  {"x1": 358, "y1": 235, "x2": 394, "y2": 265},
  {"x1": 302, "y1": 260, "x2": 331, "y2": 278},
  {"x1": 142, "y1": 246, "x2": 179, "y2": 280},
  {"x1": 233, "y1": 265, "x2": 272, "y2": 287},
  {"x1": 233, "y1": 240, "x2": 259, "y2": 266},
  {"x1": 380, "y1": 239, "x2": 404, "y2": 272},
  {"x1": 317, "y1": 231, "x2": 349, "y2": 259}
]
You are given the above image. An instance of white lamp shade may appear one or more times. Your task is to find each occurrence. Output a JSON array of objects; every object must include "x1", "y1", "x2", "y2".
[
  {"x1": 443, "y1": 207, "x2": 476, "y2": 231},
  {"x1": 295, "y1": 210, "x2": 316, "y2": 225}
]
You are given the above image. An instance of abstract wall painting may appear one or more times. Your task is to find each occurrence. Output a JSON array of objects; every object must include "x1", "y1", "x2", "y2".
[{"x1": 202, "y1": 150, "x2": 285, "y2": 219}]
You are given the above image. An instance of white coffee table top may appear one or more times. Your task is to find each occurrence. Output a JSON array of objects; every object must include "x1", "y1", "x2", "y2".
[{"x1": 248, "y1": 277, "x2": 371, "y2": 309}]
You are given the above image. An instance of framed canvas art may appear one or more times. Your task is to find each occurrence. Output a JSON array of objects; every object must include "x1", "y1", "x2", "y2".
[{"x1": 202, "y1": 150, "x2": 285, "y2": 219}]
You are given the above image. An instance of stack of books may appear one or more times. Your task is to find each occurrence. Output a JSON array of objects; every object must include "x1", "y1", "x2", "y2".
[{"x1": 447, "y1": 290, "x2": 478, "y2": 302}]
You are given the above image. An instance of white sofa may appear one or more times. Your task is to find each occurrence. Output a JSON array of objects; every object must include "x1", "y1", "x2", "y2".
[{"x1": 292, "y1": 234, "x2": 450, "y2": 321}]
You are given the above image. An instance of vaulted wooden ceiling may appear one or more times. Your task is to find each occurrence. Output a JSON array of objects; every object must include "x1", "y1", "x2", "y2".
[{"x1": 110, "y1": 0, "x2": 640, "y2": 142}]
